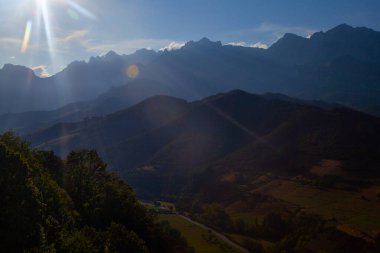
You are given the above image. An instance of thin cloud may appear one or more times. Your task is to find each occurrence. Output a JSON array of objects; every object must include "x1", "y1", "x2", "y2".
[
  {"x1": 0, "y1": 37, "x2": 21, "y2": 45},
  {"x1": 228, "y1": 22, "x2": 317, "y2": 46},
  {"x1": 32, "y1": 65, "x2": 51, "y2": 78},
  {"x1": 226, "y1": 42, "x2": 247, "y2": 47},
  {"x1": 159, "y1": 41, "x2": 185, "y2": 51},
  {"x1": 251, "y1": 42, "x2": 269, "y2": 49},
  {"x1": 226, "y1": 41, "x2": 268, "y2": 49},
  {"x1": 52, "y1": 29, "x2": 91, "y2": 53},
  {"x1": 84, "y1": 39, "x2": 178, "y2": 55},
  {"x1": 57, "y1": 30, "x2": 89, "y2": 44},
  {"x1": 0, "y1": 37, "x2": 24, "y2": 52},
  {"x1": 255, "y1": 22, "x2": 317, "y2": 39},
  {"x1": 52, "y1": 30, "x2": 175, "y2": 54}
]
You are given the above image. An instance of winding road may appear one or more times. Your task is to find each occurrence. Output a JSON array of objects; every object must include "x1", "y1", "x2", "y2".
[
  {"x1": 177, "y1": 214, "x2": 250, "y2": 253},
  {"x1": 140, "y1": 200, "x2": 250, "y2": 252}
]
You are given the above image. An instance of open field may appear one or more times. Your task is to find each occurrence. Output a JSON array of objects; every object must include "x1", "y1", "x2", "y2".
[
  {"x1": 158, "y1": 214, "x2": 246, "y2": 253},
  {"x1": 226, "y1": 233, "x2": 274, "y2": 251},
  {"x1": 261, "y1": 180, "x2": 380, "y2": 234}
]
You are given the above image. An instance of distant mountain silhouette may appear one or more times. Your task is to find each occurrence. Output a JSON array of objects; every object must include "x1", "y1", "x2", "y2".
[
  {"x1": 1, "y1": 24, "x2": 380, "y2": 126},
  {"x1": 0, "y1": 77, "x2": 181, "y2": 134},
  {"x1": 0, "y1": 49, "x2": 159, "y2": 114},
  {"x1": 0, "y1": 64, "x2": 53, "y2": 113},
  {"x1": 27, "y1": 90, "x2": 380, "y2": 196},
  {"x1": 268, "y1": 24, "x2": 380, "y2": 65},
  {"x1": 28, "y1": 95, "x2": 190, "y2": 156}
]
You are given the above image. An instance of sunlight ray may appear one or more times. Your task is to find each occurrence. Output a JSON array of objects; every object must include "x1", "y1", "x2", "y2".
[
  {"x1": 66, "y1": 0, "x2": 97, "y2": 20},
  {"x1": 34, "y1": 1, "x2": 42, "y2": 44},
  {"x1": 40, "y1": 0, "x2": 55, "y2": 54}
]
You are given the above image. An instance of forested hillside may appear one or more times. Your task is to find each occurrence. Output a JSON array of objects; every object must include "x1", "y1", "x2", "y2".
[{"x1": 0, "y1": 132, "x2": 193, "y2": 253}]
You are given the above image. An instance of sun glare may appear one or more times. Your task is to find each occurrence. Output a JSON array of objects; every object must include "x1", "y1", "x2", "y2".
[{"x1": 20, "y1": 0, "x2": 96, "y2": 56}]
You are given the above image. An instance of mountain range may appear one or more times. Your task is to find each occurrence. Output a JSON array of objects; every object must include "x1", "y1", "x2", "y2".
[
  {"x1": 24, "y1": 88, "x2": 380, "y2": 248},
  {"x1": 27, "y1": 90, "x2": 380, "y2": 195},
  {"x1": 0, "y1": 48, "x2": 158, "y2": 114},
  {"x1": 1, "y1": 24, "x2": 380, "y2": 135}
]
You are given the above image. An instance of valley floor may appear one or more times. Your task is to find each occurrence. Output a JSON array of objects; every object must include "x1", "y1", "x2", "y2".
[{"x1": 158, "y1": 214, "x2": 248, "y2": 253}]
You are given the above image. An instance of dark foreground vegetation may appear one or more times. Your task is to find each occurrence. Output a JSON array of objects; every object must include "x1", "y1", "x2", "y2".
[{"x1": 0, "y1": 132, "x2": 194, "y2": 253}]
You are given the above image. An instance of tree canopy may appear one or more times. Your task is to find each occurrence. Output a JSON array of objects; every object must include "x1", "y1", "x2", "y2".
[{"x1": 0, "y1": 132, "x2": 193, "y2": 253}]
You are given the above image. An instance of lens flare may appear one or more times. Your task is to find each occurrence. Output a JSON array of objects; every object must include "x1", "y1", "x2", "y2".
[
  {"x1": 21, "y1": 21, "x2": 33, "y2": 53},
  {"x1": 126, "y1": 65, "x2": 140, "y2": 78},
  {"x1": 19, "y1": 0, "x2": 96, "y2": 55}
]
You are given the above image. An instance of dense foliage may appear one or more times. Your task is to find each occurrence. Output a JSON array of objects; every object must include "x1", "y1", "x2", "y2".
[{"x1": 0, "y1": 132, "x2": 193, "y2": 253}]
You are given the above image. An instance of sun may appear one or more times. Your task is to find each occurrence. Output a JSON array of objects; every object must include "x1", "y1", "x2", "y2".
[
  {"x1": 34, "y1": 0, "x2": 53, "y2": 8},
  {"x1": 35, "y1": 0, "x2": 58, "y2": 5},
  {"x1": 20, "y1": 0, "x2": 96, "y2": 54}
]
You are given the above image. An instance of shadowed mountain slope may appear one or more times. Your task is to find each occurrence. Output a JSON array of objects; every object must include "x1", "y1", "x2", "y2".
[
  {"x1": 0, "y1": 49, "x2": 159, "y2": 114},
  {"x1": 27, "y1": 91, "x2": 380, "y2": 198}
]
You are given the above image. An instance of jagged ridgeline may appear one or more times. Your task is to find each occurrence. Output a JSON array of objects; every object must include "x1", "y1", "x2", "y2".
[{"x1": 0, "y1": 132, "x2": 193, "y2": 253}]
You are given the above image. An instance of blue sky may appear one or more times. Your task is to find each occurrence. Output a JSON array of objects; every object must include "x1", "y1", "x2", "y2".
[{"x1": 1, "y1": 0, "x2": 380, "y2": 76}]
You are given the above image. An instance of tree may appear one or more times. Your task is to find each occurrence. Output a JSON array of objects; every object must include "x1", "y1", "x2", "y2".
[
  {"x1": 105, "y1": 223, "x2": 148, "y2": 253},
  {"x1": 64, "y1": 150, "x2": 108, "y2": 210},
  {"x1": 0, "y1": 134, "x2": 194, "y2": 253},
  {"x1": 0, "y1": 133, "x2": 75, "y2": 252},
  {"x1": 37, "y1": 150, "x2": 64, "y2": 186},
  {"x1": 0, "y1": 144, "x2": 42, "y2": 251},
  {"x1": 201, "y1": 203, "x2": 232, "y2": 230}
]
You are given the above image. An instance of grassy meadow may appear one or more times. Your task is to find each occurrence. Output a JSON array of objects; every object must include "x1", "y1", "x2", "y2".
[{"x1": 158, "y1": 214, "x2": 245, "y2": 253}]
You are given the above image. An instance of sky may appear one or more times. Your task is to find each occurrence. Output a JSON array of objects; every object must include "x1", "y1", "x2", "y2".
[{"x1": 1, "y1": 0, "x2": 380, "y2": 76}]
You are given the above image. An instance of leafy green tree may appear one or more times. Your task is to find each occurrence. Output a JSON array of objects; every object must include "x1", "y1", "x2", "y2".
[
  {"x1": 64, "y1": 150, "x2": 193, "y2": 253},
  {"x1": 201, "y1": 203, "x2": 232, "y2": 230},
  {"x1": 60, "y1": 226, "x2": 101, "y2": 253},
  {"x1": 64, "y1": 150, "x2": 150, "y2": 230},
  {"x1": 0, "y1": 144, "x2": 42, "y2": 251},
  {"x1": 105, "y1": 223, "x2": 148, "y2": 253},
  {"x1": 64, "y1": 149, "x2": 108, "y2": 210},
  {"x1": 38, "y1": 150, "x2": 64, "y2": 186},
  {"x1": 0, "y1": 133, "x2": 76, "y2": 252}
]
